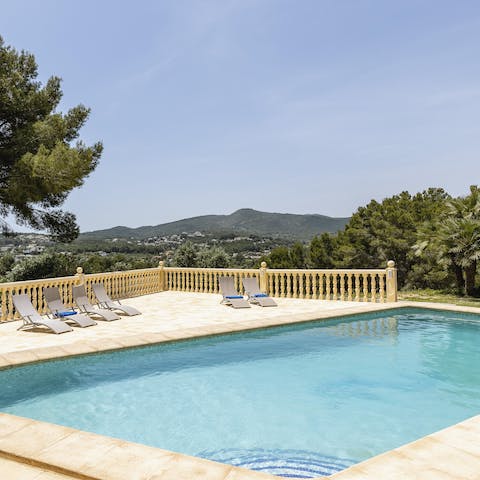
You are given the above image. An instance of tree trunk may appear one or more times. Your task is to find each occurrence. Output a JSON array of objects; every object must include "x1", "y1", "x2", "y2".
[
  {"x1": 464, "y1": 261, "x2": 477, "y2": 296},
  {"x1": 452, "y1": 261, "x2": 464, "y2": 294}
]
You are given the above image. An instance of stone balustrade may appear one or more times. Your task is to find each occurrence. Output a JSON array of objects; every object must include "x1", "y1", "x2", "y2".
[
  {"x1": 0, "y1": 261, "x2": 397, "y2": 322},
  {"x1": 165, "y1": 267, "x2": 260, "y2": 294}
]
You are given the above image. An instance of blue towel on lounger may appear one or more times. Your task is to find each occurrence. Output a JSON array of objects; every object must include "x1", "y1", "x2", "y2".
[
  {"x1": 55, "y1": 311, "x2": 78, "y2": 317},
  {"x1": 226, "y1": 295, "x2": 244, "y2": 299},
  {"x1": 253, "y1": 293, "x2": 268, "y2": 298}
]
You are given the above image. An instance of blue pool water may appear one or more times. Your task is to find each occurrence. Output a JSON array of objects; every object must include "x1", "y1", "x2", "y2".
[{"x1": 1, "y1": 308, "x2": 480, "y2": 478}]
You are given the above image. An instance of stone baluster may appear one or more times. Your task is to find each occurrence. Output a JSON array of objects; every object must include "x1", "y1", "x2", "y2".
[
  {"x1": 32, "y1": 286, "x2": 39, "y2": 312},
  {"x1": 340, "y1": 274, "x2": 345, "y2": 300},
  {"x1": 268, "y1": 271, "x2": 274, "y2": 296},
  {"x1": 310, "y1": 272, "x2": 323, "y2": 300},
  {"x1": 329, "y1": 274, "x2": 334, "y2": 300},
  {"x1": 1, "y1": 289, "x2": 6, "y2": 321},
  {"x1": 286, "y1": 273, "x2": 292, "y2": 298},
  {"x1": 305, "y1": 273, "x2": 311, "y2": 299},
  {"x1": 347, "y1": 273, "x2": 353, "y2": 301},
  {"x1": 317, "y1": 273, "x2": 322, "y2": 299},
  {"x1": 370, "y1": 274, "x2": 377, "y2": 302},
  {"x1": 271, "y1": 273, "x2": 276, "y2": 296},
  {"x1": 278, "y1": 273, "x2": 284, "y2": 297},
  {"x1": 361, "y1": 273, "x2": 369, "y2": 301}
]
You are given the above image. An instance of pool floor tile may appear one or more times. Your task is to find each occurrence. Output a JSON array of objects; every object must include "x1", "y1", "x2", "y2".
[{"x1": 225, "y1": 467, "x2": 288, "y2": 480}]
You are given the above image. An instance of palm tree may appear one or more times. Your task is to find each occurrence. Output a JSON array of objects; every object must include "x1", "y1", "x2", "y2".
[
  {"x1": 413, "y1": 186, "x2": 480, "y2": 296},
  {"x1": 441, "y1": 186, "x2": 480, "y2": 296}
]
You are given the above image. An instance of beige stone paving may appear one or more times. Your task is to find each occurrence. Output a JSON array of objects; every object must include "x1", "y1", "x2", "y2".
[
  {"x1": 326, "y1": 415, "x2": 480, "y2": 480},
  {"x1": 0, "y1": 292, "x2": 480, "y2": 479},
  {"x1": 0, "y1": 456, "x2": 74, "y2": 480}
]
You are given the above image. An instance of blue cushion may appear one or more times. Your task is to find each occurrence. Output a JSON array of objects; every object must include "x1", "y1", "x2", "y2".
[
  {"x1": 225, "y1": 295, "x2": 244, "y2": 299},
  {"x1": 55, "y1": 311, "x2": 77, "y2": 317},
  {"x1": 254, "y1": 293, "x2": 268, "y2": 298}
]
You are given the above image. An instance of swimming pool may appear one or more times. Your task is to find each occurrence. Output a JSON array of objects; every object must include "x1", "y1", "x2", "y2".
[{"x1": 1, "y1": 308, "x2": 479, "y2": 478}]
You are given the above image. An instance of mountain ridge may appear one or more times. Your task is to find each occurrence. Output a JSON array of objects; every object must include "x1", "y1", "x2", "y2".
[{"x1": 81, "y1": 208, "x2": 350, "y2": 241}]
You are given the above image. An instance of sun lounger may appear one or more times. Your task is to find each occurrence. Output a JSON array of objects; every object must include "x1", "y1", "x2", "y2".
[
  {"x1": 12, "y1": 294, "x2": 73, "y2": 334},
  {"x1": 92, "y1": 283, "x2": 141, "y2": 316},
  {"x1": 242, "y1": 277, "x2": 277, "y2": 307},
  {"x1": 219, "y1": 277, "x2": 251, "y2": 308},
  {"x1": 72, "y1": 285, "x2": 120, "y2": 321},
  {"x1": 43, "y1": 287, "x2": 97, "y2": 327}
]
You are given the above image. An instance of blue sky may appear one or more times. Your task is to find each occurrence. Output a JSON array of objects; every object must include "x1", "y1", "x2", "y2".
[{"x1": 2, "y1": 0, "x2": 480, "y2": 232}]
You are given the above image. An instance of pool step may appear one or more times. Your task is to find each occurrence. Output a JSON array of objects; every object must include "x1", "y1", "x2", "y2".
[{"x1": 198, "y1": 448, "x2": 356, "y2": 478}]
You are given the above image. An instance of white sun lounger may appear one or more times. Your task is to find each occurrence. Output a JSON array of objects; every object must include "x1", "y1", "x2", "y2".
[
  {"x1": 92, "y1": 283, "x2": 141, "y2": 316},
  {"x1": 72, "y1": 285, "x2": 120, "y2": 321},
  {"x1": 219, "y1": 277, "x2": 251, "y2": 308},
  {"x1": 13, "y1": 294, "x2": 73, "y2": 334},
  {"x1": 242, "y1": 277, "x2": 277, "y2": 307},
  {"x1": 43, "y1": 287, "x2": 97, "y2": 328}
]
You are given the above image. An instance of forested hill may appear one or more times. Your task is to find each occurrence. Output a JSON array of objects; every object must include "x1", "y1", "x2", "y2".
[{"x1": 81, "y1": 209, "x2": 350, "y2": 241}]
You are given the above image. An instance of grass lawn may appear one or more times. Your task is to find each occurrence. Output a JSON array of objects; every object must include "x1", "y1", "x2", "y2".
[{"x1": 399, "y1": 289, "x2": 480, "y2": 308}]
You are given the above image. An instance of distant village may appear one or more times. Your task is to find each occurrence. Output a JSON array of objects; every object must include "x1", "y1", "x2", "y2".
[{"x1": 0, "y1": 231, "x2": 287, "y2": 265}]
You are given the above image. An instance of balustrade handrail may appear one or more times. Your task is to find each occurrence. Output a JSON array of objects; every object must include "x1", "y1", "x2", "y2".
[
  {"x1": 265, "y1": 268, "x2": 387, "y2": 273},
  {"x1": 83, "y1": 267, "x2": 161, "y2": 278},
  {"x1": 0, "y1": 275, "x2": 78, "y2": 289},
  {"x1": 164, "y1": 267, "x2": 259, "y2": 273}
]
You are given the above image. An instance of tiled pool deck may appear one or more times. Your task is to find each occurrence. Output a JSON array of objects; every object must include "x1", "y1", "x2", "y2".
[{"x1": 0, "y1": 291, "x2": 479, "y2": 479}]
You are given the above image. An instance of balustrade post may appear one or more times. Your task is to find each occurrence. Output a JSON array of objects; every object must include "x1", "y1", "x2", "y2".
[
  {"x1": 386, "y1": 260, "x2": 398, "y2": 302},
  {"x1": 158, "y1": 261, "x2": 165, "y2": 292},
  {"x1": 75, "y1": 266, "x2": 85, "y2": 285},
  {"x1": 259, "y1": 261, "x2": 268, "y2": 293}
]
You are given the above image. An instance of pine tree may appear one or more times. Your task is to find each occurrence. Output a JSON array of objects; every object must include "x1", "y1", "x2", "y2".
[{"x1": 0, "y1": 36, "x2": 102, "y2": 241}]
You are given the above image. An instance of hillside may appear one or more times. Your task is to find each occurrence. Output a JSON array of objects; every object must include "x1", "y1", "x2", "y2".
[{"x1": 81, "y1": 209, "x2": 349, "y2": 241}]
